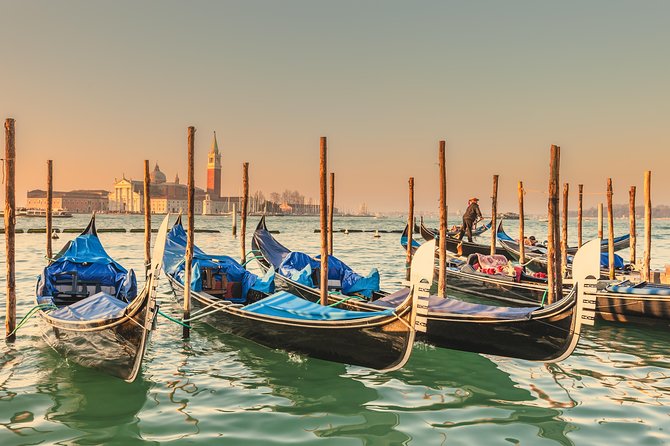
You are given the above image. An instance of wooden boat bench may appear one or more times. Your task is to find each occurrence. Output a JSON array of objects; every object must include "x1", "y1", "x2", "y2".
[{"x1": 52, "y1": 271, "x2": 116, "y2": 305}]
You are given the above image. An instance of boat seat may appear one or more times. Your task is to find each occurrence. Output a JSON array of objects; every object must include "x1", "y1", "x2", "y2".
[{"x1": 52, "y1": 271, "x2": 116, "y2": 305}]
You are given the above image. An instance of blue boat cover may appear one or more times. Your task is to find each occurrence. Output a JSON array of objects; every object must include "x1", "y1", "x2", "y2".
[
  {"x1": 163, "y1": 221, "x2": 274, "y2": 300},
  {"x1": 400, "y1": 235, "x2": 422, "y2": 249},
  {"x1": 278, "y1": 251, "x2": 380, "y2": 298},
  {"x1": 375, "y1": 288, "x2": 540, "y2": 319},
  {"x1": 253, "y1": 223, "x2": 291, "y2": 269},
  {"x1": 606, "y1": 280, "x2": 670, "y2": 296},
  {"x1": 48, "y1": 292, "x2": 129, "y2": 322},
  {"x1": 242, "y1": 291, "x2": 393, "y2": 320},
  {"x1": 36, "y1": 230, "x2": 137, "y2": 302}
]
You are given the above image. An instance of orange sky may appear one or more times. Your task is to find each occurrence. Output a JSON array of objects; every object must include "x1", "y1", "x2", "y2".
[{"x1": 1, "y1": 1, "x2": 668, "y2": 214}]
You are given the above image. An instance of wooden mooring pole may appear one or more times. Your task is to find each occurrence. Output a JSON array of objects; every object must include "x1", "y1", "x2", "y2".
[
  {"x1": 577, "y1": 184, "x2": 583, "y2": 247},
  {"x1": 46, "y1": 160, "x2": 53, "y2": 260},
  {"x1": 319, "y1": 137, "x2": 328, "y2": 306},
  {"x1": 518, "y1": 181, "x2": 525, "y2": 265},
  {"x1": 438, "y1": 140, "x2": 447, "y2": 298},
  {"x1": 643, "y1": 171, "x2": 651, "y2": 281},
  {"x1": 490, "y1": 174, "x2": 499, "y2": 256},
  {"x1": 546, "y1": 145, "x2": 561, "y2": 305},
  {"x1": 561, "y1": 183, "x2": 569, "y2": 276},
  {"x1": 406, "y1": 177, "x2": 415, "y2": 280},
  {"x1": 240, "y1": 162, "x2": 249, "y2": 264},
  {"x1": 4, "y1": 118, "x2": 16, "y2": 342},
  {"x1": 598, "y1": 203, "x2": 604, "y2": 240},
  {"x1": 328, "y1": 172, "x2": 334, "y2": 255},
  {"x1": 629, "y1": 186, "x2": 636, "y2": 266},
  {"x1": 232, "y1": 203, "x2": 237, "y2": 237},
  {"x1": 144, "y1": 160, "x2": 151, "y2": 275},
  {"x1": 183, "y1": 126, "x2": 195, "y2": 338},
  {"x1": 607, "y1": 178, "x2": 615, "y2": 279}
]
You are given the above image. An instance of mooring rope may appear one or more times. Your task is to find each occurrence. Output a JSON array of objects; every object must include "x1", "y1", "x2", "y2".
[
  {"x1": 157, "y1": 310, "x2": 191, "y2": 329},
  {"x1": 327, "y1": 294, "x2": 365, "y2": 307},
  {"x1": 5, "y1": 303, "x2": 57, "y2": 338}
]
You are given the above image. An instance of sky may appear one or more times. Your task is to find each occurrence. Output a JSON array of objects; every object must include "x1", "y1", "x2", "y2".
[{"x1": 1, "y1": 1, "x2": 668, "y2": 215}]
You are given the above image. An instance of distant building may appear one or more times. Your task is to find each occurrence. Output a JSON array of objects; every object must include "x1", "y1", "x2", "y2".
[
  {"x1": 27, "y1": 189, "x2": 109, "y2": 213},
  {"x1": 207, "y1": 131, "x2": 222, "y2": 199}
]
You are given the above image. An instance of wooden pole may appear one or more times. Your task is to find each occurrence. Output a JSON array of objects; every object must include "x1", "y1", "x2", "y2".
[
  {"x1": 319, "y1": 137, "x2": 328, "y2": 306},
  {"x1": 46, "y1": 160, "x2": 53, "y2": 260},
  {"x1": 143, "y1": 160, "x2": 151, "y2": 275},
  {"x1": 328, "y1": 172, "x2": 334, "y2": 255},
  {"x1": 240, "y1": 162, "x2": 249, "y2": 264},
  {"x1": 406, "y1": 177, "x2": 415, "y2": 280},
  {"x1": 232, "y1": 203, "x2": 237, "y2": 236},
  {"x1": 546, "y1": 145, "x2": 561, "y2": 305},
  {"x1": 183, "y1": 126, "x2": 195, "y2": 338},
  {"x1": 629, "y1": 186, "x2": 636, "y2": 266},
  {"x1": 597, "y1": 203, "x2": 603, "y2": 239},
  {"x1": 643, "y1": 171, "x2": 651, "y2": 281},
  {"x1": 437, "y1": 140, "x2": 447, "y2": 297},
  {"x1": 607, "y1": 178, "x2": 615, "y2": 279},
  {"x1": 4, "y1": 118, "x2": 16, "y2": 341},
  {"x1": 561, "y1": 183, "x2": 569, "y2": 276},
  {"x1": 490, "y1": 174, "x2": 499, "y2": 256},
  {"x1": 518, "y1": 181, "x2": 525, "y2": 265},
  {"x1": 577, "y1": 184, "x2": 583, "y2": 247}
]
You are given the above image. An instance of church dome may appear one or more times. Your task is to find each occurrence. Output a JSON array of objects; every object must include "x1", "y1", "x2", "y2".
[{"x1": 151, "y1": 163, "x2": 166, "y2": 184}]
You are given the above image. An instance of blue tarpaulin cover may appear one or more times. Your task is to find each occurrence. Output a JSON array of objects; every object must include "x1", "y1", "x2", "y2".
[
  {"x1": 375, "y1": 288, "x2": 540, "y2": 319},
  {"x1": 242, "y1": 291, "x2": 393, "y2": 321},
  {"x1": 606, "y1": 280, "x2": 670, "y2": 295},
  {"x1": 278, "y1": 252, "x2": 380, "y2": 298},
  {"x1": 36, "y1": 227, "x2": 136, "y2": 303},
  {"x1": 48, "y1": 292, "x2": 129, "y2": 322},
  {"x1": 163, "y1": 221, "x2": 274, "y2": 301}
]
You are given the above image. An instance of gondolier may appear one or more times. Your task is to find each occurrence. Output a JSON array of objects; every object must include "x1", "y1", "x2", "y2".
[{"x1": 457, "y1": 197, "x2": 483, "y2": 242}]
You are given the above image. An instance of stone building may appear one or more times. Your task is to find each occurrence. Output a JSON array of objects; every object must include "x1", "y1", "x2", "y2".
[{"x1": 27, "y1": 189, "x2": 109, "y2": 213}]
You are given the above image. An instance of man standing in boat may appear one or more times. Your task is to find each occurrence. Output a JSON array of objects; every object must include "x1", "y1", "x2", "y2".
[{"x1": 457, "y1": 197, "x2": 483, "y2": 243}]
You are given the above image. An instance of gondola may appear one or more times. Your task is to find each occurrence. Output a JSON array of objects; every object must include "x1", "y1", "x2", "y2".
[
  {"x1": 496, "y1": 221, "x2": 628, "y2": 274},
  {"x1": 252, "y1": 216, "x2": 600, "y2": 362},
  {"x1": 418, "y1": 220, "x2": 513, "y2": 259},
  {"x1": 163, "y1": 216, "x2": 420, "y2": 372},
  {"x1": 34, "y1": 215, "x2": 169, "y2": 382},
  {"x1": 586, "y1": 281, "x2": 670, "y2": 323},
  {"x1": 420, "y1": 219, "x2": 493, "y2": 239}
]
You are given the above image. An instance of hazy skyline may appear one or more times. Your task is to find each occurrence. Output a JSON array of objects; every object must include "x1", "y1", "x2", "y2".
[{"x1": 1, "y1": 1, "x2": 668, "y2": 214}]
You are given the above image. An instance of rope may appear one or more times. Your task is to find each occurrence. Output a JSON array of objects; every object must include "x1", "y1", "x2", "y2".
[
  {"x1": 157, "y1": 310, "x2": 191, "y2": 329},
  {"x1": 540, "y1": 288, "x2": 548, "y2": 306},
  {"x1": 327, "y1": 294, "x2": 365, "y2": 307},
  {"x1": 241, "y1": 253, "x2": 261, "y2": 267},
  {"x1": 5, "y1": 303, "x2": 57, "y2": 338}
]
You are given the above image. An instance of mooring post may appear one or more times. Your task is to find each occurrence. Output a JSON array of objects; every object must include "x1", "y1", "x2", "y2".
[
  {"x1": 328, "y1": 172, "x2": 334, "y2": 255},
  {"x1": 598, "y1": 203, "x2": 604, "y2": 240},
  {"x1": 406, "y1": 177, "x2": 415, "y2": 280},
  {"x1": 183, "y1": 126, "x2": 195, "y2": 339},
  {"x1": 629, "y1": 186, "x2": 636, "y2": 266},
  {"x1": 232, "y1": 203, "x2": 237, "y2": 237},
  {"x1": 490, "y1": 175, "x2": 499, "y2": 256},
  {"x1": 643, "y1": 171, "x2": 652, "y2": 281},
  {"x1": 319, "y1": 137, "x2": 328, "y2": 306},
  {"x1": 561, "y1": 183, "x2": 569, "y2": 277},
  {"x1": 518, "y1": 181, "x2": 525, "y2": 265},
  {"x1": 438, "y1": 141, "x2": 447, "y2": 297},
  {"x1": 240, "y1": 162, "x2": 249, "y2": 264},
  {"x1": 144, "y1": 160, "x2": 151, "y2": 276},
  {"x1": 46, "y1": 160, "x2": 53, "y2": 260},
  {"x1": 547, "y1": 145, "x2": 561, "y2": 305},
  {"x1": 577, "y1": 184, "x2": 583, "y2": 247},
  {"x1": 4, "y1": 118, "x2": 16, "y2": 342},
  {"x1": 607, "y1": 178, "x2": 615, "y2": 279}
]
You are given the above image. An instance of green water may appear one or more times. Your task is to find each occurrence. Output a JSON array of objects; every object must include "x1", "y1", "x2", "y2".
[{"x1": 2, "y1": 215, "x2": 669, "y2": 445}]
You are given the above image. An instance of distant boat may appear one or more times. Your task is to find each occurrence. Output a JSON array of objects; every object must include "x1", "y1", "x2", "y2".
[
  {"x1": 22, "y1": 208, "x2": 73, "y2": 218},
  {"x1": 499, "y1": 212, "x2": 519, "y2": 220}
]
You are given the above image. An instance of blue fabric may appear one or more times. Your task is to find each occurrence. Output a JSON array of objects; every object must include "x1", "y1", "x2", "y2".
[
  {"x1": 400, "y1": 235, "x2": 421, "y2": 249},
  {"x1": 242, "y1": 291, "x2": 394, "y2": 320},
  {"x1": 48, "y1": 292, "x2": 129, "y2": 322},
  {"x1": 253, "y1": 225, "x2": 291, "y2": 269},
  {"x1": 601, "y1": 252, "x2": 624, "y2": 269},
  {"x1": 164, "y1": 222, "x2": 274, "y2": 299},
  {"x1": 606, "y1": 280, "x2": 670, "y2": 295},
  {"x1": 278, "y1": 251, "x2": 380, "y2": 297},
  {"x1": 36, "y1": 231, "x2": 135, "y2": 302}
]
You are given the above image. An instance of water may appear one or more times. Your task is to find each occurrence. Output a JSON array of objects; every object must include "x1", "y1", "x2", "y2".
[{"x1": 2, "y1": 215, "x2": 670, "y2": 445}]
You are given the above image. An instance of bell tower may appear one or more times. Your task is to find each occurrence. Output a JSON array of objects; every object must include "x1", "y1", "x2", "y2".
[{"x1": 207, "y1": 131, "x2": 222, "y2": 198}]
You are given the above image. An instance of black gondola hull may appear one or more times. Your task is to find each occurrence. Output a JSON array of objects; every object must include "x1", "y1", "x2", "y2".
[{"x1": 168, "y1": 277, "x2": 414, "y2": 371}]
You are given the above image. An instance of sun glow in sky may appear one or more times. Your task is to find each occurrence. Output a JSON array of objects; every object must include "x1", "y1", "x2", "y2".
[{"x1": 1, "y1": 1, "x2": 668, "y2": 214}]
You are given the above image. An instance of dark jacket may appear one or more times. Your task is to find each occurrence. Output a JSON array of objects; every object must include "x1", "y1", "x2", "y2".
[{"x1": 463, "y1": 202, "x2": 483, "y2": 221}]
